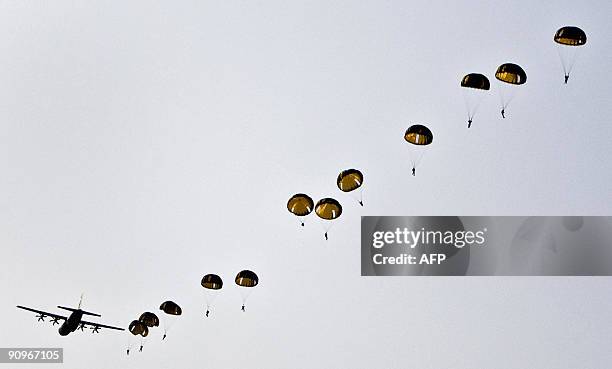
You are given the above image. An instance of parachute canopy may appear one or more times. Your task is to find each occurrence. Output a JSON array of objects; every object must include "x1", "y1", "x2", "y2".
[
  {"x1": 235, "y1": 270, "x2": 259, "y2": 287},
  {"x1": 287, "y1": 194, "x2": 314, "y2": 217},
  {"x1": 201, "y1": 274, "x2": 223, "y2": 290},
  {"x1": 129, "y1": 320, "x2": 148, "y2": 337},
  {"x1": 315, "y1": 198, "x2": 342, "y2": 220},
  {"x1": 159, "y1": 301, "x2": 182, "y2": 316},
  {"x1": 461, "y1": 73, "x2": 490, "y2": 90},
  {"x1": 495, "y1": 63, "x2": 526, "y2": 85},
  {"x1": 337, "y1": 169, "x2": 363, "y2": 192},
  {"x1": 404, "y1": 125, "x2": 433, "y2": 145},
  {"x1": 138, "y1": 312, "x2": 159, "y2": 327},
  {"x1": 554, "y1": 26, "x2": 587, "y2": 46}
]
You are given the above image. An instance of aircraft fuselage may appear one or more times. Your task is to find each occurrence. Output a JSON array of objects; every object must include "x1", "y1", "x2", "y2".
[{"x1": 58, "y1": 310, "x2": 83, "y2": 336}]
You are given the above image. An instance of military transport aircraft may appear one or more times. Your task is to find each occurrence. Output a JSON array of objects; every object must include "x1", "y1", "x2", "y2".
[{"x1": 17, "y1": 296, "x2": 124, "y2": 336}]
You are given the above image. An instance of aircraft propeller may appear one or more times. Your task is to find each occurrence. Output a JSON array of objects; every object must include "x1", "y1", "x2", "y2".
[
  {"x1": 36, "y1": 314, "x2": 46, "y2": 322},
  {"x1": 91, "y1": 326, "x2": 100, "y2": 334},
  {"x1": 78, "y1": 323, "x2": 86, "y2": 331},
  {"x1": 51, "y1": 317, "x2": 60, "y2": 325}
]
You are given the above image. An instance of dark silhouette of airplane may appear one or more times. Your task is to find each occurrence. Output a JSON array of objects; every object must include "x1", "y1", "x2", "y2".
[{"x1": 16, "y1": 295, "x2": 124, "y2": 336}]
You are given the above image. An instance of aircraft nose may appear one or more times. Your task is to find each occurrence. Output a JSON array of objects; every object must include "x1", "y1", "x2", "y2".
[{"x1": 58, "y1": 325, "x2": 70, "y2": 336}]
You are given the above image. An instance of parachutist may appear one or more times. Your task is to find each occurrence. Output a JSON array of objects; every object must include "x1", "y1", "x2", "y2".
[
  {"x1": 314, "y1": 199, "x2": 342, "y2": 238},
  {"x1": 162, "y1": 333, "x2": 166, "y2": 340},
  {"x1": 555, "y1": 27, "x2": 586, "y2": 84},
  {"x1": 205, "y1": 310, "x2": 209, "y2": 317},
  {"x1": 288, "y1": 194, "x2": 314, "y2": 227},
  {"x1": 127, "y1": 349, "x2": 130, "y2": 356},
  {"x1": 235, "y1": 270, "x2": 258, "y2": 310},
  {"x1": 139, "y1": 345, "x2": 143, "y2": 352},
  {"x1": 337, "y1": 169, "x2": 364, "y2": 207},
  {"x1": 501, "y1": 109, "x2": 505, "y2": 119},
  {"x1": 405, "y1": 125, "x2": 432, "y2": 177},
  {"x1": 324, "y1": 232, "x2": 328, "y2": 240},
  {"x1": 462, "y1": 74, "x2": 489, "y2": 128}
]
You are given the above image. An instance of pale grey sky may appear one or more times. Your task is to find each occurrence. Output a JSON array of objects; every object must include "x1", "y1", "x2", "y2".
[{"x1": 1, "y1": 1, "x2": 612, "y2": 368}]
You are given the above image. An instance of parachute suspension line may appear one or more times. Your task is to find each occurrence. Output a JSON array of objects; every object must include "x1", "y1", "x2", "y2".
[
  {"x1": 498, "y1": 88, "x2": 509, "y2": 110},
  {"x1": 557, "y1": 46, "x2": 580, "y2": 81},
  {"x1": 506, "y1": 91, "x2": 516, "y2": 109},
  {"x1": 162, "y1": 316, "x2": 177, "y2": 335},
  {"x1": 567, "y1": 47, "x2": 581, "y2": 77},
  {"x1": 462, "y1": 90, "x2": 473, "y2": 121},
  {"x1": 557, "y1": 47, "x2": 568, "y2": 78},
  {"x1": 408, "y1": 149, "x2": 424, "y2": 176},
  {"x1": 204, "y1": 295, "x2": 211, "y2": 313},
  {"x1": 463, "y1": 89, "x2": 484, "y2": 123},
  {"x1": 471, "y1": 94, "x2": 484, "y2": 121},
  {"x1": 204, "y1": 291, "x2": 219, "y2": 312},
  {"x1": 498, "y1": 87, "x2": 516, "y2": 111},
  {"x1": 413, "y1": 149, "x2": 426, "y2": 168},
  {"x1": 239, "y1": 288, "x2": 253, "y2": 305}
]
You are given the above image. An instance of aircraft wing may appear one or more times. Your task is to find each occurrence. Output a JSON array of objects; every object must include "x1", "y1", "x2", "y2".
[
  {"x1": 16, "y1": 306, "x2": 67, "y2": 320},
  {"x1": 80, "y1": 320, "x2": 125, "y2": 331}
]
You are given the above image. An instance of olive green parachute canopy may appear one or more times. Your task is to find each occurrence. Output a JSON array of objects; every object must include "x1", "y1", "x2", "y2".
[
  {"x1": 495, "y1": 63, "x2": 527, "y2": 85},
  {"x1": 201, "y1": 274, "x2": 223, "y2": 290},
  {"x1": 315, "y1": 198, "x2": 342, "y2": 220},
  {"x1": 404, "y1": 125, "x2": 433, "y2": 145},
  {"x1": 129, "y1": 320, "x2": 148, "y2": 336},
  {"x1": 159, "y1": 301, "x2": 182, "y2": 315},
  {"x1": 138, "y1": 312, "x2": 159, "y2": 327},
  {"x1": 554, "y1": 26, "x2": 587, "y2": 46},
  {"x1": 337, "y1": 169, "x2": 363, "y2": 192},
  {"x1": 461, "y1": 73, "x2": 490, "y2": 90},
  {"x1": 287, "y1": 193, "x2": 314, "y2": 217},
  {"x1": 235, "y1": 270, "x2": 259, "y2": 287}
]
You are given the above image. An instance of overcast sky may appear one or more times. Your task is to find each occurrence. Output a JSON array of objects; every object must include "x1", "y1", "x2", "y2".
[{"x1": 1, "y1": 1, "x2": 612, "y2": 368}]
